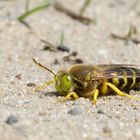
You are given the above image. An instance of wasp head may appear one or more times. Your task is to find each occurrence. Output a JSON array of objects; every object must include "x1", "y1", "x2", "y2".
[{"x1": 55, "y1": 71, "x2": 73, "y2": 95}]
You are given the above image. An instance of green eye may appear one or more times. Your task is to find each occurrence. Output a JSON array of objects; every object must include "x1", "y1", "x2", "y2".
[{"x1": 61, "y1": 75, "x2": 72, "y2": 92}]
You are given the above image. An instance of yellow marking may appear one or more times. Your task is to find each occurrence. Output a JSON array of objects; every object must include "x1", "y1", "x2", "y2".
[
  {"x1": 35, "y1": 79, "x2": 55, "y2": 92},
  {"x1": 64, "y1": 92, "x2": 79, "y2": 100},
  {"x1": 85, "y1": 70, "x2": 97, "y2": 81},
  {"x1": 93, "y1": 89, "x2": 99, "y2": 105},
  {"x1": 83, "y1": 82, "x2": 88, "y2": 88},
  {"x1": 130, "y1": 69, "x2": 136, "y2": 88},
  {"x1": 85, "y1": 73, "x2": 91, "y2": 81},
  {"x1": 122, "y1": 71, "x2": 127, "y2": 88},
  {"x1": 112, "y1": 77, "x2": 119, "y2": 86},
  {"x1": 106, "y1": 82, "x2": 140, "y2": 100}
]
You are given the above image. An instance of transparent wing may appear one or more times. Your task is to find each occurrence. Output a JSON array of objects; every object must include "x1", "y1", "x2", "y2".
[{"x1": 90, "y1": 64, "x2": 140, "y2": 80}]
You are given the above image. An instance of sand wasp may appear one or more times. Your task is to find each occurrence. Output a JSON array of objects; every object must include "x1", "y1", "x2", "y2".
[{"x1": 33, "y1": 58, "x2": 140, "y2": 105}]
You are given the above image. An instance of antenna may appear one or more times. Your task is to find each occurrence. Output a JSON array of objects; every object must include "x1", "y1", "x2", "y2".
[{"x1": 33, "y1": 58, "x2": 56, "y2": 76}]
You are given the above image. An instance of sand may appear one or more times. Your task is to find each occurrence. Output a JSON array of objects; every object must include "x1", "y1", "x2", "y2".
[{"x1": 0, "y1": 0, "x2": 140, "y2": 140}]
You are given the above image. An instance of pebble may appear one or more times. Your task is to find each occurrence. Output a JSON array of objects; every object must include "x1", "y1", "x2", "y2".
[
  {"x1": 97, "y1": 109, "x2": 106, "y2": 115},
  {"x1": 27, "y1": 82, "x2": 36, "y2": 87},
  {"x1": 53, "y1": 59, "x2": 60, "y2": 65},
  {"x1": 102, "y1": 123, "x2": 113, "y2": 134},
  {"x1": 75, "y1": 58, "x2": 83, "y2": 64},
  {"x1": 6, "y1": 115, "x2": 18, "y2": 125},
  {"x1": 67, "y1": 107, "x2": 83, "y2": 115},
  {"x1": 57, "y1": 45, "x2": 70, "y2": 52}
]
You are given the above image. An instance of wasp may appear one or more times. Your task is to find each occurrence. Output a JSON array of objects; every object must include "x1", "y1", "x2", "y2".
[{"x1": 33, "y1": 58, "x2": 140, "y2": 105}]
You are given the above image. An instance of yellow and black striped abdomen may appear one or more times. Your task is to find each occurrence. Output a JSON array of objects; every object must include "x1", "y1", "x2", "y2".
[{"x1": 109, "y1": 67, "x2": 140, "y2": 91}]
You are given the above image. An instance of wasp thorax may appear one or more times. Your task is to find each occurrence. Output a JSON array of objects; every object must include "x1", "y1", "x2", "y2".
[{"x1": 54, "y1": 71, "x2": 72, "y2": 95}]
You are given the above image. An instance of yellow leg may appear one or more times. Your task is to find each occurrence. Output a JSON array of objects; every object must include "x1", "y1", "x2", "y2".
[
  {"x1": 93, "y1": 89, "x2": 99, "y2": 105},
  {"x1": 101, "y1": 82, "x2": 108, "y2": 95},
  {"x1": 64, "y1": 92, "x2": 79, "y2": 100},
  {"x1": 106, "y1": 82, "x2": 140, "y2": 100},
  {"x1": 35, "y1": 79, "x2": 55, "y2": 92}
]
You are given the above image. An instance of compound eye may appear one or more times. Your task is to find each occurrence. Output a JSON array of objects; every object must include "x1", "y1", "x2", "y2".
[{"x1": 61, "y1": 75, "x2": 71, "y2": 92}]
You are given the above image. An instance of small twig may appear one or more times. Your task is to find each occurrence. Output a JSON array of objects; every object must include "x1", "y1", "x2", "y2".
[
  {"x1": 127, "y1": 24, "x2": 137, "y2": 37},
  {"x1": 130, "y1": 38, "x2": 140, "y2": 44},
  {"x1": 80, "y1": 0, "x2": 91, "y2": 16},
  {"x1": 60, "y1": 30, "x2": 64, "y2": 46},
  {"x1": 41, "y1": 39, "x2": 58, "y2": 52},
  {"x1": 54, "y1": 2, "x2": 93, "y2": 25},
  {"x1": 18, "y1": 3, "x2": 50, "y2": 22},
  {"x1": 111, "y1": 33, "x2": 140, "y2": 44},
  {"x1": 19, "y1": 20, "x2": 32, "y2": 29},
  {"x1": 110, "y1": 25, "x2": 140, "y2": 44},
  {"x1": 110, "y1": 33, "x2": 129, "y2": 40}
]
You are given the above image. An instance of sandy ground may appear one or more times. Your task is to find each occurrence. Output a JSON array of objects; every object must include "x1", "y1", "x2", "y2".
[{"x1": 0, "y1": 0, "x2": 140, "y2": 140}]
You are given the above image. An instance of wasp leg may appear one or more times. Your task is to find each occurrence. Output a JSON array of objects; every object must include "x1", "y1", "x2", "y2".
[
  {"x1": 101, "y1": 82, "x2": 108, "y2": 95},
  {"x1": 35, "y1": 79, "x2": 55, "y2": 92},
  {"x1": 92, "y1": 89, "x2": 99, "y2": 105},
  {"x1": 64, "y1": 92, "x2": 79, "y2": 101},
  {"x1": 106, "y1": 82, "x2": 140, "y2": 100}
]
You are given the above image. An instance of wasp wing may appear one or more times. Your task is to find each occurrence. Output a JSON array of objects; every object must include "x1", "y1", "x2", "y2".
[
  {"x1": 90, "y1": 64, "x2": 140, "y2": 80},
  {"x1": 68, "y1": 64, "x2": 140, "y2": 82}
]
